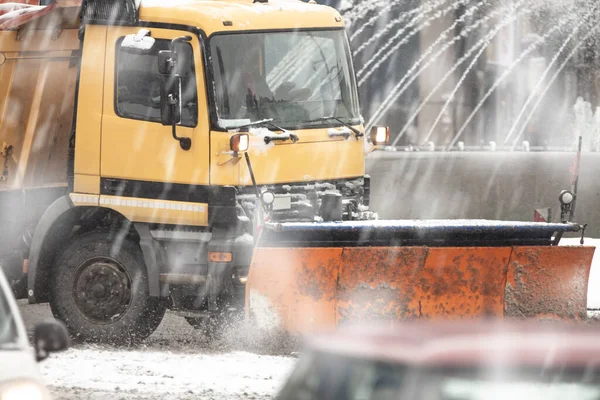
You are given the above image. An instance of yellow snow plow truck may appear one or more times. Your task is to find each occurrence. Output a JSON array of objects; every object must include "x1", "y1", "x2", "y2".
[{"x1": 0, "y1": 0, "x2": 595, "y2": 344}]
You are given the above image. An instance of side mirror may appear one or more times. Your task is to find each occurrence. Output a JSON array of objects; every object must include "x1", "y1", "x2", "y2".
[
  {"x1": 370, "y1": 126, "x2": 390, "y2": 145},
  {"x1": 160, "y1": 76, "x2": 181, "y2": 126},
  {"x1": 157, "y1": 35, "x2": 193, "y2": 151},
  {"x1": 120, "y1": 28, "x2": 155, "y2": 54},
  {"x1": 160, "y1": 75, "x2": 191, "y2": 151},
  {"x1": 34, "y1": 319, "x2": 70, "y2": 362},
  {"x1": 158, "y1": 50, "x2": 173, "y2": 75},
  {"x1": 157, "y1": 36, "x2": 193, "y2": 76}
]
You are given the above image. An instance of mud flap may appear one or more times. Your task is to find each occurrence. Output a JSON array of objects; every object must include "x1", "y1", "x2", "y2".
[{"x1": 246, "y1": 244, "x2": 595, "y2": 336}]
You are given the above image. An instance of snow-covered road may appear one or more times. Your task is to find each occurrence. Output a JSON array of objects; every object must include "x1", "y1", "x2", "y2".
[
  {"x1": 18, "y1": 302, "x2": 297, "y2": 400},
  {"x1": 41, "y1": 347, "x2": 295, "y2": 400}
]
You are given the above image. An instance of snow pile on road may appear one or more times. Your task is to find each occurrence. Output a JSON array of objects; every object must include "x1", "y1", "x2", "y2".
[{"x1": 40, "y1": 346, "x2": 296, "y2": 400}]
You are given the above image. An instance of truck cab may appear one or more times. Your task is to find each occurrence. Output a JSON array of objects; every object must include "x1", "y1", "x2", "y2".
[{"x1": 0, "y1": 0, "x2": 386, "y2": 343}]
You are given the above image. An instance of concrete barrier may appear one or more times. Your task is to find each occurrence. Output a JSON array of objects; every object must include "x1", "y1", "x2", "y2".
[{"x1": 366, "y1": 151, "x2": 600, "y2": 236}]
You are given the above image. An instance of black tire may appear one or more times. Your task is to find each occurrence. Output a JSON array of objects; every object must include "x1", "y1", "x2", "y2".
[{"x1": 49, "y1": 232, "x2": 166, "y2": 345}]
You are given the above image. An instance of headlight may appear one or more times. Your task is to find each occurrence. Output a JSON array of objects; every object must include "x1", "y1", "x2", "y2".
[
  {"x1": 261, "y1": 191, "x2": 275, "y2": 205},
  {"x1": 230, "y1": 133, "x2": 249, "y2": 153},
  {"x1": 370, "y1": 126, "x2": 390, "y2": 145},
  {"x1": 0, "y1": 379, "x2": 51, "y2": 400},
  {"x1": 559, "y1": 190, "x2": 574, "y2": 205}
]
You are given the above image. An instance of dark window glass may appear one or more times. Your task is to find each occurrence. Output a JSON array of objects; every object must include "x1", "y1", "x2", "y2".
[{"x1": 115, "y1": 38, "x2": 198, "y2": 127}]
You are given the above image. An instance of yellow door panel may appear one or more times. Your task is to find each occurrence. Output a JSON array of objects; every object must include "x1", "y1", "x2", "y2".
[
  {"x1": 76, "y1": 25, "x2": 107, "y2": 179},
  {"x1": 74, "y1": 174, "x2": 100, "y2": 194},
  {"x1": 101, "y1": 27, "x2": 209, "y2": 186}
]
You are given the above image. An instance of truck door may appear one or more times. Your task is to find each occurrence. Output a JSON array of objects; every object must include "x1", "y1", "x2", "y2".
[{"x1": 100, "y1": 27, "x2": 209, "y2": 199}]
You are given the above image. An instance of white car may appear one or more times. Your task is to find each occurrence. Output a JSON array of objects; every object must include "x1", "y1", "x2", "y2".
[{"x1": 0, "y1": 268, "x2": 69, "y2": 400}]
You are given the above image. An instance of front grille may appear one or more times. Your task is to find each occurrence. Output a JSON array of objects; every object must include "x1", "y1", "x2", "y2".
[{"x1": 236, "y1": 177, "x2": 371, "y2": 222}]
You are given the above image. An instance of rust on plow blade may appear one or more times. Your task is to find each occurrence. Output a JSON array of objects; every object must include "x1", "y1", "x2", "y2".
[
  {"x1": 506, "y1": 246, "x2": 595, "y2": 320},
  {"x1": 245, "y1": 221, "x2": 595, "y2": 336}
]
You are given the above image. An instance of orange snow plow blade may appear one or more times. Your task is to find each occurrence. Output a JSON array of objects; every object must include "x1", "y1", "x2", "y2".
[{"x1": 245, "y1": 221, "x2": 595, "y2": 336}]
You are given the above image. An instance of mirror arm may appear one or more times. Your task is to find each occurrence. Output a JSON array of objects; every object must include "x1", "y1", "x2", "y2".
[
  {"x1": 169, "y1": 100, "x2": 192, "y2": 151},
  {"x1": 168, "y1": 36, "x2": 193, "y2": 70},
  {"x1": 170, "y1": 35, "x2": 193, "y2": 52}
]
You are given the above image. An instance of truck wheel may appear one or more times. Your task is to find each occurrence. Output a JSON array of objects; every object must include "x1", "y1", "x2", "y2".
[{"x1": 49, "y1": 232, "x2": 166, "y2": 345}]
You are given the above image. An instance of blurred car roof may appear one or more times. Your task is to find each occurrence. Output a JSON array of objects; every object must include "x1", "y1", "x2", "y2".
[{"x1": 304, "y1": 319, "x2": 600, "y2": 368}]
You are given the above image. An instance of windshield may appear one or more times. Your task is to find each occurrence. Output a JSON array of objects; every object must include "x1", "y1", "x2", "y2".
[
  {"x1": 0, "y1": 285, "x2": 19, "y2": 347},
  {"x1": 210, "y1": 29, "x2": 361, "y2": 129},
  {"x1": 276, "y1": 352, "x2": 600, "y2": 400}
]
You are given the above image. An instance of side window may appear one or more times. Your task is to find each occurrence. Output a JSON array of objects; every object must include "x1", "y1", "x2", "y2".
[{"x1": 115, "y1": 38, "x2": 198, "y2": 127}]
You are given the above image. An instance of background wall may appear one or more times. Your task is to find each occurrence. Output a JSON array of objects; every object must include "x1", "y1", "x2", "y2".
[{"x1": 366, "y1": 151, "x2": 600, "y2": 236}]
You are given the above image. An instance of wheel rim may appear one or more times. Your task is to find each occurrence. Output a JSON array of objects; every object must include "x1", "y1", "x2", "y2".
[{"x1": 73, "y1": 258, "x2": 132, "y2": 324}]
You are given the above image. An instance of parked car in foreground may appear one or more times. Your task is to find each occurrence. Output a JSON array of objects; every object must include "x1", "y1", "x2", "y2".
[
  {"x1": 275, "y1": 320, "x2": 600, "y2": 400},
  {"x1": 0, "y1": 268, "x2": 70, "y2": 400}
]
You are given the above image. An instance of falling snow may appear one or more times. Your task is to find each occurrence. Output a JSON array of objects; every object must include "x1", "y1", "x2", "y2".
[{"x1": 4, "y1": 0, "x2": 600, "y2": 398}]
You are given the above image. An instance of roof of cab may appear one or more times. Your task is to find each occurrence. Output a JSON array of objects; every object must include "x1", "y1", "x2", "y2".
[
  {"x1": 138, "y1": 0, "x2": 345, "y2": 36},
  {"x1": 304, "y1": 319, "x2": 600, "y2": 368}
]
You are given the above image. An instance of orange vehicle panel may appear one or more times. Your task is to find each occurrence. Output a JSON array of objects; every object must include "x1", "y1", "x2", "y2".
[
  {"x1": 246, "y1": 247, "x2": 342, "y2": 334},
  {"x1": 336, "y1": 247, "x2": 510, "y2": 324},
  {"x1": 505, "y1": 246, "x2": 595, "y2": 320},
  {"x1": 417, "y1": 248, "x2": 511, "y2": 318},
  {"x1": 246, "y1": 245, "x2": 596, "y2": 336},
  {"x1": 336, "y1": 247, "x2": 429, "y2": 324}
]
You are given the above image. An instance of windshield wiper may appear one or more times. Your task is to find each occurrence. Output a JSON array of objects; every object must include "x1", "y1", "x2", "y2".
[
  {"x1": 234, "y1": 118, "x2": 274, "y2": 130},
  {"x1": 306, "y1": 117, "x2": 364, "y2": 139},
  {"x1": 234, "y1": 119, "x2": 299, "y2": 144}
]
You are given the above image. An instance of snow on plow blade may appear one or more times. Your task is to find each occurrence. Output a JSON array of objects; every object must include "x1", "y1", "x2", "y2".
[{"x1": 245, "y1": 220, "x2": 595, "y2": 336}]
